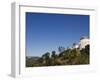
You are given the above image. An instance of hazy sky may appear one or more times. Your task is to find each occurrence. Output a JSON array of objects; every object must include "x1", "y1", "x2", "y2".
[{"x1": 26, "y1": 12, "x2": 89, "y2": 56}]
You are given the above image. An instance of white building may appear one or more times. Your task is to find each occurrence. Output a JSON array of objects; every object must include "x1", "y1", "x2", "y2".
[
  {"x1": 79, "y1": 36, "x2": 89, "y2": 50},
  {"x1": 71, "y1": 36, "x2": 89, "y2": 50}
]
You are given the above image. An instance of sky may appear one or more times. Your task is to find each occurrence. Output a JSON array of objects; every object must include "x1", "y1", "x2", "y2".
[{"x1": 26, "y1": 12, "x2": 89, "y2": 57}]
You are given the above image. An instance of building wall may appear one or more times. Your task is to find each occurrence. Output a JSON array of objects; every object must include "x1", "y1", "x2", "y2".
[{"x1": 79, "y1": 38, "x2": 89, "y2": 50}]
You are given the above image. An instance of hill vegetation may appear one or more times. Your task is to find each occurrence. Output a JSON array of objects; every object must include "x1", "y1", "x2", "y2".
[{"x1": 26, "y1": 45, "x2": 89, "y2": 67}]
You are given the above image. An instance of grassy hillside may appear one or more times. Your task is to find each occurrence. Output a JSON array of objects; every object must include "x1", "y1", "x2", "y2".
[{"x1": 26, "y1": 45, "x2": 89, "y2": 67}]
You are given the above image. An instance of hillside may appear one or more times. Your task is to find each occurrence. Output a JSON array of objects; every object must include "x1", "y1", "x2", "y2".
[{"x1": 26, "y1": 45, "x2": 89, "y2": 67}]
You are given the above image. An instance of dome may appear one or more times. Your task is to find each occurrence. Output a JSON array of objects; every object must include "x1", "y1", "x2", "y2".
[{"x1": 80, "y1": 36, "x2": 89, "y2": 40}]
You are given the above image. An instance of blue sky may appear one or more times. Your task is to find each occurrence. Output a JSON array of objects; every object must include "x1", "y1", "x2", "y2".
[{"x1": 26, "y1": 12, "x2": 89, "y2": 57}]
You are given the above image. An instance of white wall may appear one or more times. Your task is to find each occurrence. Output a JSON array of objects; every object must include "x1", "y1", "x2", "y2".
[
  {"x1": 79, "y1": 38, "x2": 89, "y2": 50},
  {"x1": 0, "y1": 0, "x2": 100, "y2": 80}
]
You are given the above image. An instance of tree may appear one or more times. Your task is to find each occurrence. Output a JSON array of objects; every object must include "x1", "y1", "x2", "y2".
[
  {"x1": 72, "y1": 43, "x2": 77, "y2": 48},
  {"x1": 63, "y1": 49, "x2": 71, "y2": 59},
  {"x1": 80, "y1": 45, "x2": 90, "y2": 64},
  {"x1": 42, "y1": 52, "x2": 50, "y2": 59},
  {"x1": 51, "y1": 51, "x2": 56, "y2": 58},
  {"x1": 58, "y1": 46, "x2": 65, "y2": 53},
  {"x1": 85, "y1": 44, "x2": 90, "y2": 55},
  {"x1": 42, "y1": 52, "x2": 51, "y2": 66},
  {"x1": 66, "y1": 49, "x2": 81, "y2": 65}
]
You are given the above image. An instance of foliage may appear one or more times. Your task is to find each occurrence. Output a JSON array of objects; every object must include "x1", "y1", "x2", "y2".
[
  {"x1": 26, "y1": 45, "x2": 90, "y2": 67},
  {"x1": 58, "y1": 46, "x2": 65, "y2": 53}
]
